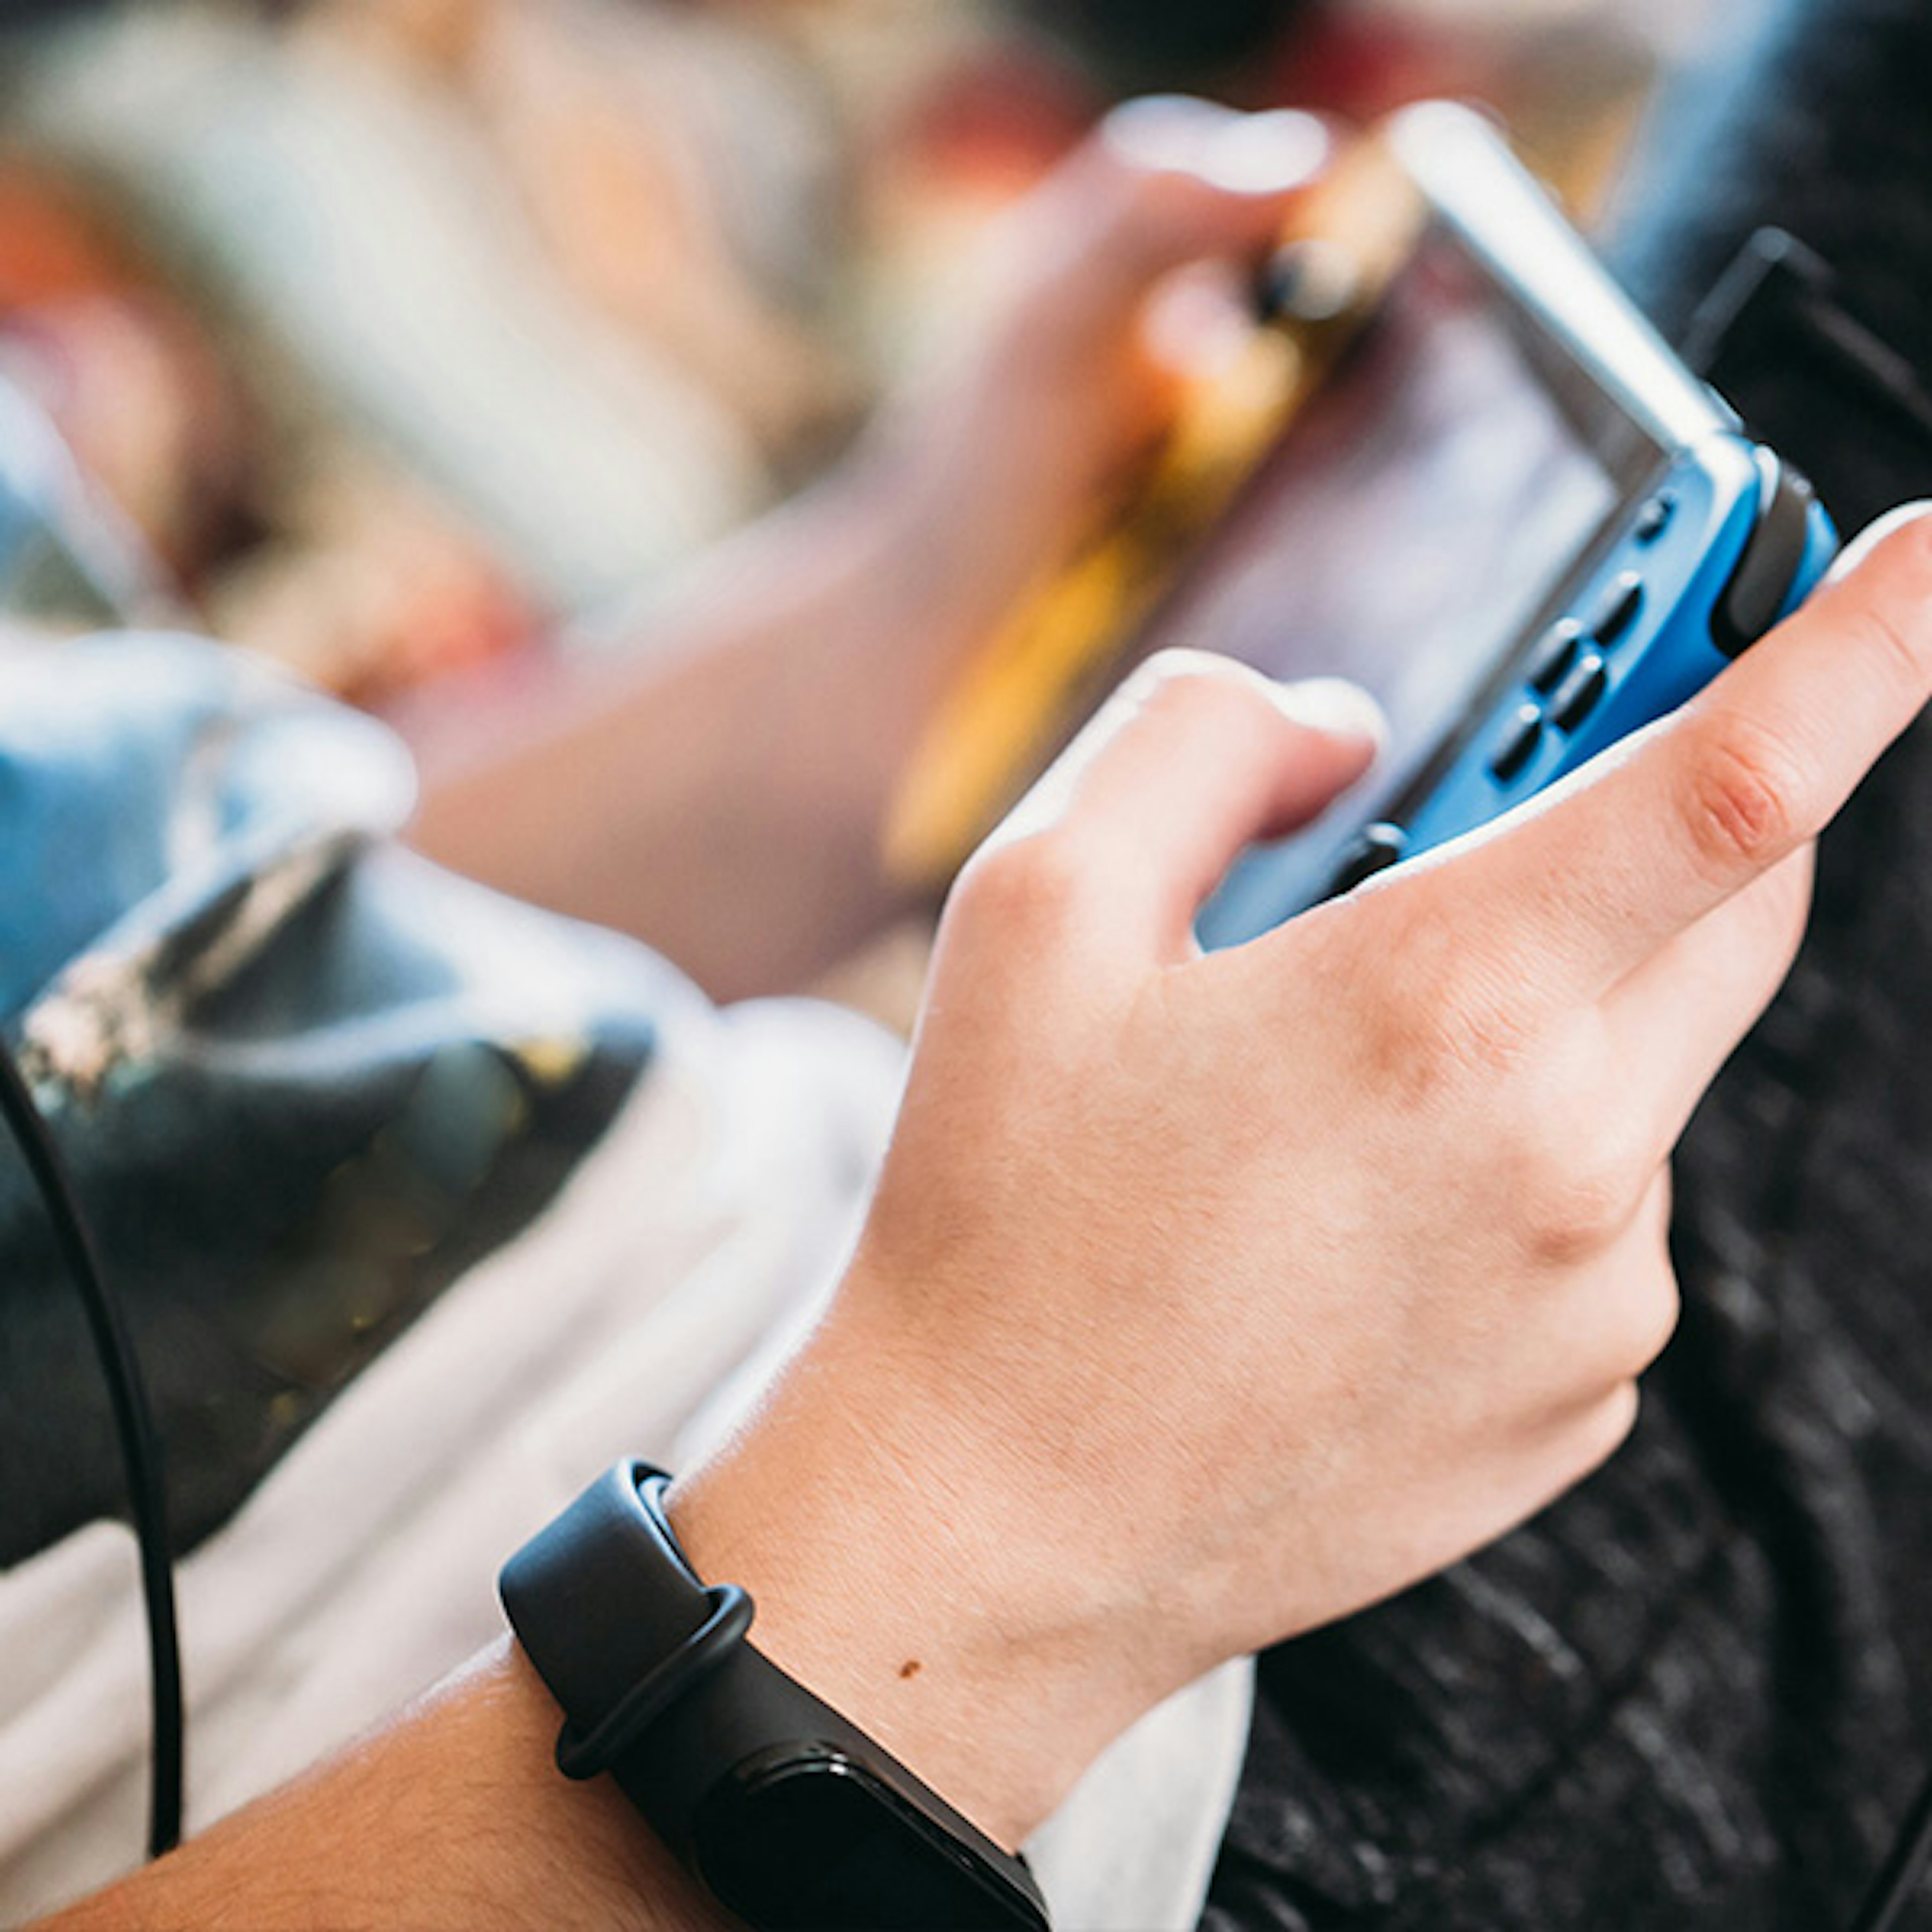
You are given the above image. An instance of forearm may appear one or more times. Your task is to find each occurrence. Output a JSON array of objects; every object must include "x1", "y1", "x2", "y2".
[
  {"x1": 38, "y1": 1644, "x2": 717, "y2": 1932},
  {"x1": 36, "y1": 1358, "x2": 1126, "y2": 1932},
  {"x1": 401, "y1": 449, "x2": 957, "y2": 1001},
  {"x1": 401, "y1": 105, "x2": 1332, "y2": 1001}
]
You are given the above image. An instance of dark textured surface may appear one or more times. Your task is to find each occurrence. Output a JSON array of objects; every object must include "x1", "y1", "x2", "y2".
[{"x1": 1208, "y1": 5, "x2": 1932, "y2": 1924}]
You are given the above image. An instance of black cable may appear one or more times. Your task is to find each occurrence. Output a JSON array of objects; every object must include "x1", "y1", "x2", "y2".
[
  {"x1": 1849, "y1": 1764, "x2": 1932, "y2": 1932},
  {"x1": 0, "y1": 1032, "x2": 183, "y2": 1859}
]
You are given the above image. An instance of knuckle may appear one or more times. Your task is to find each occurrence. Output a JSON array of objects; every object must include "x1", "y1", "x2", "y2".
[
  {"x1": 1677, "y1": 713, "x2": 1810, "y2": 879},
  {"x1": 1573, "y1": 1383, "x2": 1642, "y2": 1472},
  {"x1": 1506, "y1": 1070, "x2": 1651, "y2": 1269},
  {"x1": 1515, "y1": 1160, "x2": 1634, "y2": 1270},
  {"x1": 1625, "y1": 1270, "x2": 1683, "y2": 1373},
  {"x1": 1347, "y1": 896, "x2": 1539, "y2": 1100},
  {"x1": 1440, "y1": 983, "x2": 1540, "y2": 1085},
  {"x1": 950, "y1": 829, "x2": 1094, "y2": 945}
]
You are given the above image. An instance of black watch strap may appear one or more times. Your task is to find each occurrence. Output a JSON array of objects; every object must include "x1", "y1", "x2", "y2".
[{"x1": 501, "y1": 1461, "x2": 1051, "y2": 1930}]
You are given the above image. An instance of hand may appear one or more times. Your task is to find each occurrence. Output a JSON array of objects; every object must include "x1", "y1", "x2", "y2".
[
  {"x1": 672, "y1": 507, "x2": 1932, "y2": 1852},
  {"x1": 404, "y1": 98, "x2": 1330, "y2": 997},
  {"x1": 850, "y1": 97, "x2": 1331, "y2": 701},
  {"x1": 80, "y1": 514, "x2": 1927, "y2": 1932}
]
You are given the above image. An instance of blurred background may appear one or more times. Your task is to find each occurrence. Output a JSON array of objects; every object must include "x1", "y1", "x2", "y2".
[{"x1": 0, "y1": 0, "x2": 1747, "y2": 712}]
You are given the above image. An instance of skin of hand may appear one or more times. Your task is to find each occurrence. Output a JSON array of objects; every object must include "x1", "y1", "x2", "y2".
[
  {"x1": 670, "y1": 505, "x2": 1932, "y2": 1852},
  {"x1": 850, "y1": 97, "x2": 1335, "y2": 678},
  {"x1": 403, "y1": 99, "x2": 1331, "y2": 1000},
  {"x1": 35, "y1": 510, "x2": 1932, "y2": 1930}
]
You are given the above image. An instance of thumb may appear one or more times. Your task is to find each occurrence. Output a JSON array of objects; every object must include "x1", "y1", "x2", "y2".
[{"x1": 985, "y1": 652, "x2": 1383, "y2": 965}]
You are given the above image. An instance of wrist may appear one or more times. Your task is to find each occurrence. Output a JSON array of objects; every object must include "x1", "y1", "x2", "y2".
[
  {"x1": 663, "y1": 1297, "x2": 1176, "y2": 1851},
  {"x1": 485, "y1": 1642, "x2": 723, "y2": 1932}
]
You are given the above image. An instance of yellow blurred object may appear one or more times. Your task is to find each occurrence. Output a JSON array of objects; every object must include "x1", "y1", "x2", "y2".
[{"x1": 882, "y1": 130, "x2": 1425, "y2": 889}]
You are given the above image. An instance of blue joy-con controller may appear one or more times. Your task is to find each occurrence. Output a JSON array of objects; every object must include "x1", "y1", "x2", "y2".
[
  {"x1": 1371, "y1": 451, "x2": 1832, "y2": 878},
  {"x1": 1191, "y1": 104, "x2": 1840, "y2": 949},
  {"x1": 1201, "y1": 450, "x2": 1836, "y2": 945},
  {"x1": 1398, "y1": 447, "x2": 1835, "y2": 864}
]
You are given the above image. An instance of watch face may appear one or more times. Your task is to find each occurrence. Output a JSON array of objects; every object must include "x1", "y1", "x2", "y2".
[{"x1": 691, "y1": 1750, "x2": 1048, "y2": 1931}]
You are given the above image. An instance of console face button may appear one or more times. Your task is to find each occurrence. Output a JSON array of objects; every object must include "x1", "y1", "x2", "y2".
[
  {"x1": 1488, "y1": 704, "x2": 1544, "y2": 784},
  {"x1": 1550, "y1": 655, "x2": 1610, "y2": 733},
  {"x1": 1325, "y1": 823, "x2": 1408, "y2": 898},
  {"x1": 1633, "y1": 493, "x2": 1676, "y2": 545},
  {"x1": 1527, "y1": 620, "x2": 1583, "y2": 696},
  {"x1": 1588, "y1": 572, "x2": 1645, "y2": 649}
]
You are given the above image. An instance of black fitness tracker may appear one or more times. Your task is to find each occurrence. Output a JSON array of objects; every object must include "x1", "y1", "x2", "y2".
[{"x1": 499, "y1": 1461, "x2": 1052, "y2": 1931}]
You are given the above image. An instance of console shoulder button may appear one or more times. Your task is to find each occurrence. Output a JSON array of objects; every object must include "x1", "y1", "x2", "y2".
[{"x1": 1714, "y1": 459, "x2": 1817, "y2": 657}]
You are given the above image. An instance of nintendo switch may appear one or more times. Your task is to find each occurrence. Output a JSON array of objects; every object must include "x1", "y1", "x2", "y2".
[{"x1": 1178, "y1": 102, "x2": 1839, "y2": 943}]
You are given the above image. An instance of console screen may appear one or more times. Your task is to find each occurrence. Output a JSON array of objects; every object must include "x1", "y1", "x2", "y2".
[{"x1": 1141, "y1": 233, "x2": 1629, "y2": 912}]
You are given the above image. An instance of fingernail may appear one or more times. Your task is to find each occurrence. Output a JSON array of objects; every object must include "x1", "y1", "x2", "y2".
[
  {"x1": 1271, "y1": 676, "x2": 1388, "y2": 749},
  {"x1": 1202, "y1": 110, "x2": 1331, "y2": 196},
  {"x1": 1106, "y1": 98, "x2": 1329, "y2": 196},
  {"x1": 1826, "y1": 500, "x2": 1932, "y2": 584}
]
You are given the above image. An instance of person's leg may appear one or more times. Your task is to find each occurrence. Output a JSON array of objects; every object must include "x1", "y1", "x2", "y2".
[{"x1": 1209, "y1": 8, "x2": 1932, "y2": 1924}]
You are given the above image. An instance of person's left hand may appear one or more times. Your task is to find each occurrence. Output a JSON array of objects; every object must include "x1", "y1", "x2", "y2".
[
  {"x1": 850, "y1": 97, "x2": 1330, "y2": 696},
  {"x1": 404, "y1": 99, "x2": 1332, "y2": 999}
]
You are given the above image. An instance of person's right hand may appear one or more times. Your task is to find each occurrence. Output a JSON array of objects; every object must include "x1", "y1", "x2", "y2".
[{"x1": 671, "y1": 506, "x2": 1932, "y2": 1854}]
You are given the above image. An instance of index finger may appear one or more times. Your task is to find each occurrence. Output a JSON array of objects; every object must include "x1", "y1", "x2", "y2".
[
  {"x1": 1027, "y1": 102, "x2": 1332, "y2": 335},
  {"x1": 1455, "y1": 504, "x2": 1932, "y2": 1000}
]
